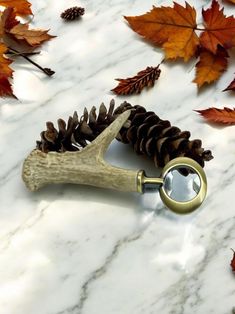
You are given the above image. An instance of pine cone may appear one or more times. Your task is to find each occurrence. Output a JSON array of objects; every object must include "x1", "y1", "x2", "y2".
[
  {"x1": 113, "y1": 102, "x2": 213, "y2": 168},
  {"x1": 37, "y1": 100, "x2": 213, "y2": 169},
  {"x1": 61, "y1": 7, "x2": 85, "y2": 21},
  {"x1": 37, "y1": 100, "x2": 116, "y2": 153}
]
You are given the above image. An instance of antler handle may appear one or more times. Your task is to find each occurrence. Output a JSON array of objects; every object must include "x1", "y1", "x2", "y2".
[{"x1": 22, "y1": 110, "x2": 140, "y2": 192}]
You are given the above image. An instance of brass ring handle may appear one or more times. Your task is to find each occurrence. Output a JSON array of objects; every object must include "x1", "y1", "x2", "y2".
[{"x1": 159, "y1": 157, "x2": 207, "y2": 214}]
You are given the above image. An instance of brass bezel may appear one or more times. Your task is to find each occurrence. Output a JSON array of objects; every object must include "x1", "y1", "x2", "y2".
[{"x1": 159, "y1": 157, "x2": 207, "y2": 214}]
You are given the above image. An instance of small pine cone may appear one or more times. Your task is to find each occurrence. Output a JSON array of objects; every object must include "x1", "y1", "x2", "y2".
[
  {"x1": 37, "y1": 100, "x2": 213, "y2": 170},
  {"x1": 61, "y1": 6, "x2": 85, "y2": 21}
]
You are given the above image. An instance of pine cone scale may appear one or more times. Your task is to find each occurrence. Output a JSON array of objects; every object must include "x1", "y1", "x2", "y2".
[
  {"x1": 145, "y1": 115, "x2": 161, "y2": 125},
  {"x1": 203, "y1": 150, "x2": 213, "y2": 161},
  {"x1": 179, "y1": 131, "x2": 190, "y2": 139}
]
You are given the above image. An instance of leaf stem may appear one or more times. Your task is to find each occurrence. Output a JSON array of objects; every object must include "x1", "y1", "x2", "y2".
[
  {"x1": 8, "y1": 47, "x2": 55, "y2": 77},
  {"x1": 6, "y1": 50, "x2": 41, "y2": 57}
]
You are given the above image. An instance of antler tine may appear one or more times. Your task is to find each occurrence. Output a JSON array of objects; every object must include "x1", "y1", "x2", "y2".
[
  {"x1": 82, "y1": 109, "x2": 131, "y2": 158},
  {"x1": 22, "y1": 110, "x2": 138, "y2": 193}
]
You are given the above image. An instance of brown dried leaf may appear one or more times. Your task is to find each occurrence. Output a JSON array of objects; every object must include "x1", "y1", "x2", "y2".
[
  {"x1": 111, "y1": 65, "x2": 161, "y2": 95},
  {"x1": 9, "y1": 23, "x2": 55, "y2": 47},
  {"x1": 0, "y1": 7, "x2": 55, "y2": 48}
]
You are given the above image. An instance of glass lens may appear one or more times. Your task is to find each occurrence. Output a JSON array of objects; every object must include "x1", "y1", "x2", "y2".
[{"x1": 163, "y1": 168, "x2": 201, "y2": 202}]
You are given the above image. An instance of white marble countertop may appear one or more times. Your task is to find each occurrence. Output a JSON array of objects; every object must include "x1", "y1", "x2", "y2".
[{"x1": 0, "y1": 0, "x2": 235, "y2": 313}]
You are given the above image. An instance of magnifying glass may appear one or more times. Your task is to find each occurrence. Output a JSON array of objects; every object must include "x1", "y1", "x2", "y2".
[
  {"x1": 23, "y1": 154, "x2": 207, "y2": 214},
  {"x1": 137, "y1": 157, "x2": 207, "y2": 214}
]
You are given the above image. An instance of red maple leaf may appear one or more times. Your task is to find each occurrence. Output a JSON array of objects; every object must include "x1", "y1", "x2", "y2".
[
  {"x1": 231, "y1": 249, "x2": 235, "y2": 271},
  {"x1": 195, "y1": 107, "x2": 235, "y2": 125}
]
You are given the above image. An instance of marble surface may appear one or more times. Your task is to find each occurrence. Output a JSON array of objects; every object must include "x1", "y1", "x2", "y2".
[{"x1": 0, "y1": 0, "x2": 235, "y2": 313}]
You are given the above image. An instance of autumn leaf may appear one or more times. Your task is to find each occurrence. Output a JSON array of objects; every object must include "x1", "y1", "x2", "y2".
[
  {"x1": 0, "y1": 43, "x2": 12, "y2": 76},
  {"x1": 231, "y1": 249, "x2": 235, "y2": 271},
  {"x1": 111, "y1": 65, "x2": 161, "y2": 95},
  {"x1": 9, "y1": 24, "x2": 54, "y2": 47},
  {"x1": 0, "y1": 6, "x2": 19, "y2": 34},
  {"x1": 193, "y1": 47, "x2": 228, "y2": 88},
  {"x1": 125, "y1": 2, "x2": 199, "y2": 62},
  {"x1": 0, "y1": 8, "x2": 54, "y2": 48},
  {"x1": 195, "y1": 107, "x2": 235, "y2": 125},
  {"x1": 200, "y1": 0, "x2": 235, "y2": 53},
  {"x1": 124, "y1": 1, "x2": 235, "y2": 91},
  {"x1": 0, "y1": 0, "x2": 32, "y2": 16},
  {"x1": 0, "y1": 7, "x2": 55, "y2": 98},
  {"x1": 0, "y1": 42, "x2": 14, "y2": 97},
  {"x1": 223, "y1": 77, "x2": 235, "y2": 91}
]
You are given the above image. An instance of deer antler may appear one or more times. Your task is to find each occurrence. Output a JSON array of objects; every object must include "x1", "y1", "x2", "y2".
[{"x1": 22, "y1": 110, "x2": 140, "y2": 192}]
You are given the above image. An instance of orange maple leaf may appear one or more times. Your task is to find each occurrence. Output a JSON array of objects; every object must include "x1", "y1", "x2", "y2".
[
  {"x1": 0, "y1": 42, "x2": 14, "y2": 97},
  {"x1": 193, "y1": 48, "x2": 228, "y2": 88},
  {"x1": 0, "y1": 0, "x2": 32, "y2": 16},
  {"x1": 195, "y1": 107, "x2": 235, "y2": 125},
  {"x1": 200, "y1": 0, "x2": 235, "y2": 54},
  {"x1": 125, "y1": 2, "x2": 199, "y2": 62}
]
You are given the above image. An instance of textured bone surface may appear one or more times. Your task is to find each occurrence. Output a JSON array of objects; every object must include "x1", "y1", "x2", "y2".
[{"x1": 22, "y1": 110, "x2": 139, "y2": 192}]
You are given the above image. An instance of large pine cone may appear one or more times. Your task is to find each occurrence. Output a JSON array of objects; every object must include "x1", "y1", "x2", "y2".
[
  {"x1": 114, "y1": 102, "x2": 213, "y2": 168},
  {"x1": 37, "y1": 100, "x2": 213, "y2": 168}
]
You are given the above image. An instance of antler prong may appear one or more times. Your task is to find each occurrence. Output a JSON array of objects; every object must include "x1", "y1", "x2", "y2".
[{"x1": 22, "y1": 110, "x2": 139, "y2": 193}]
